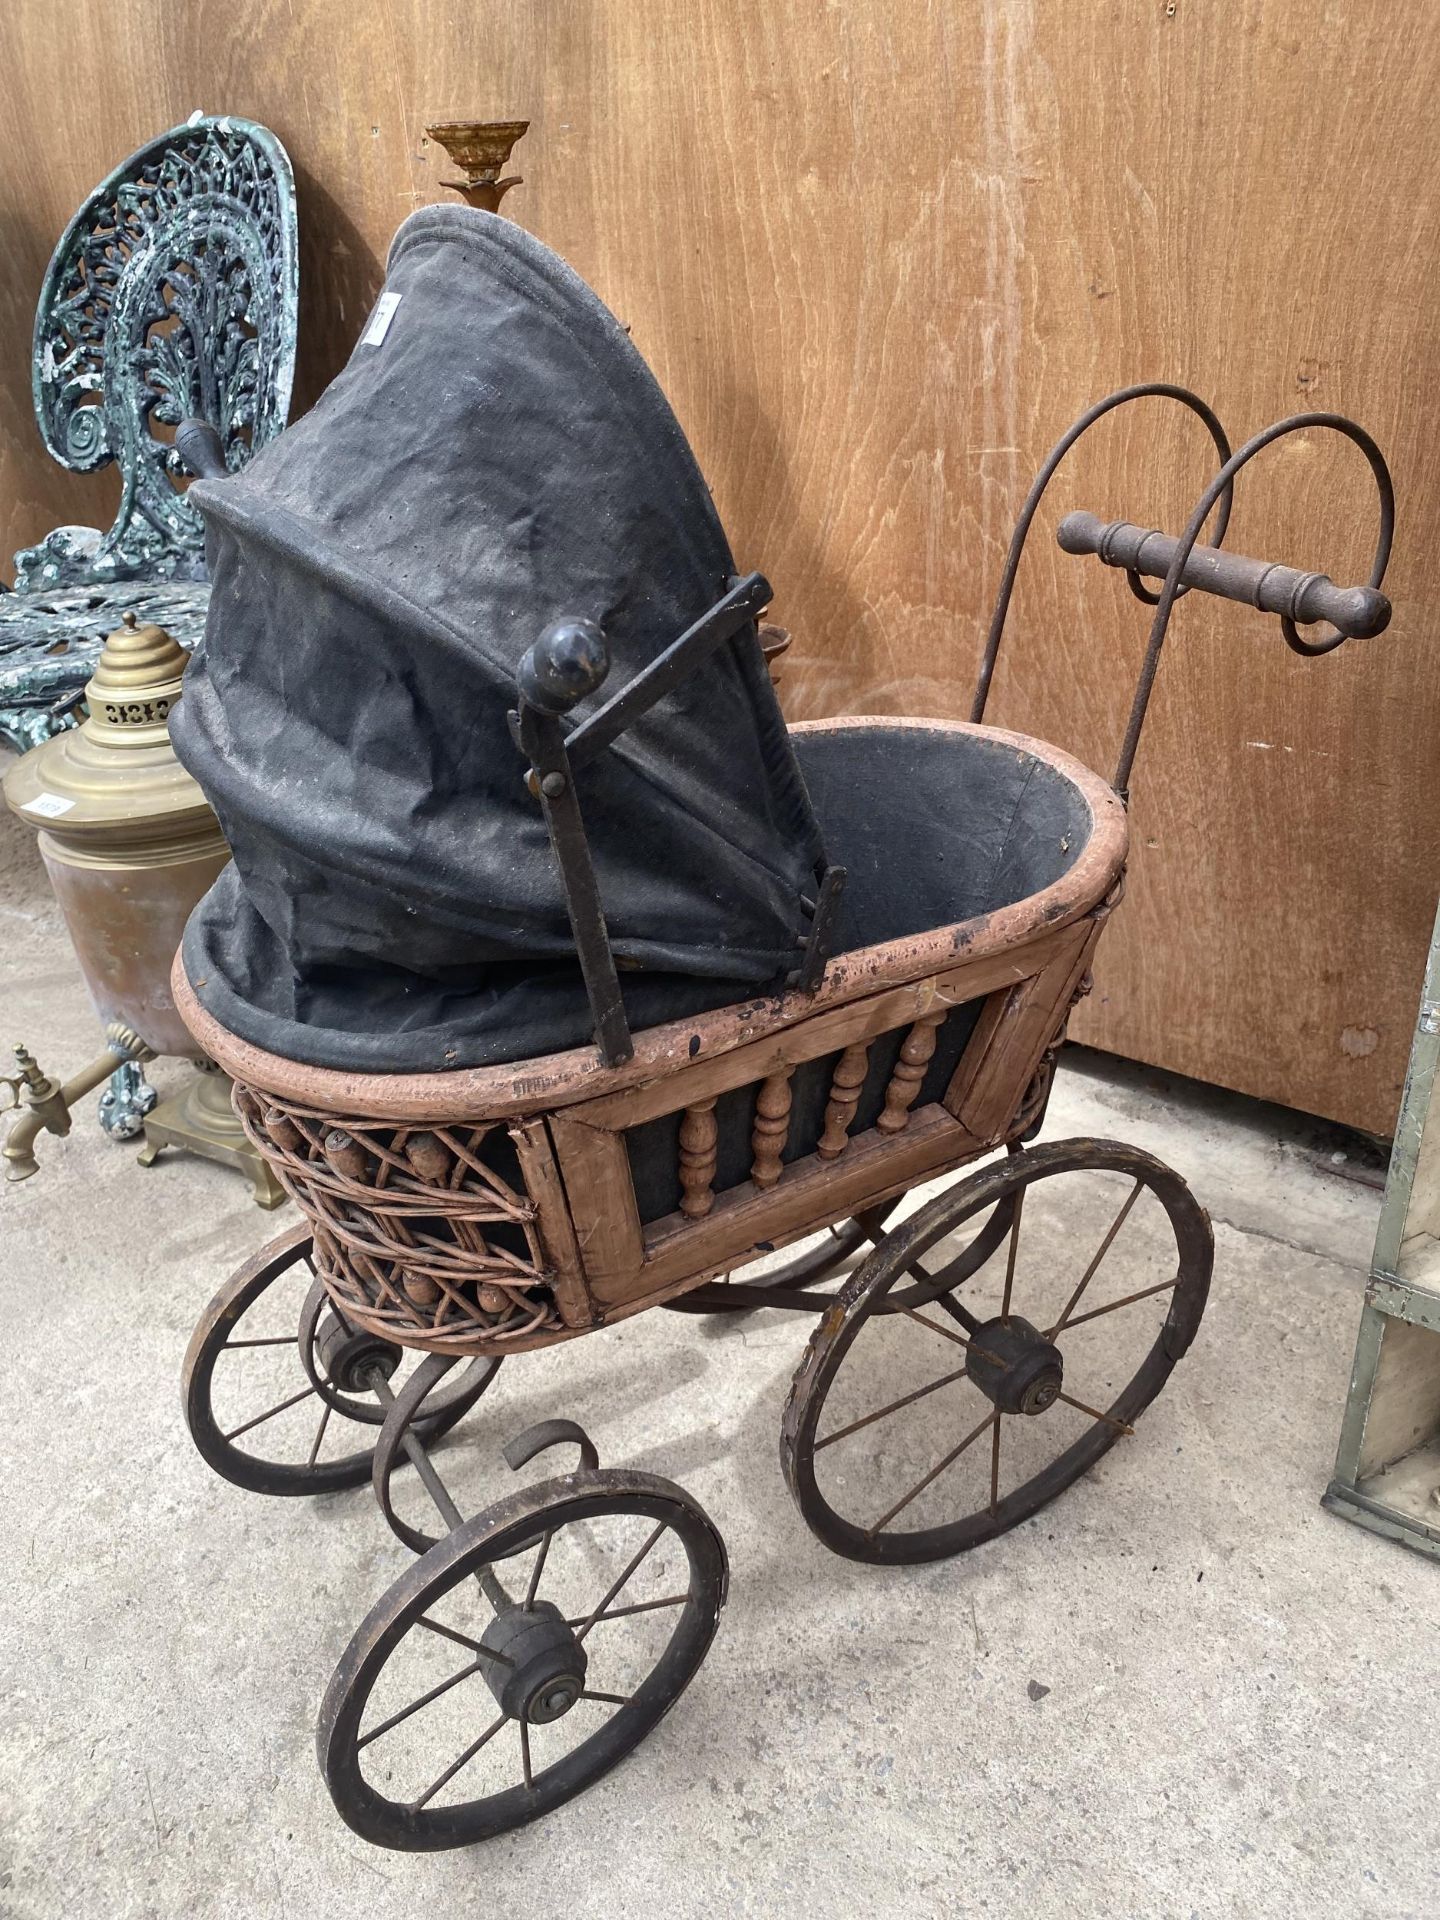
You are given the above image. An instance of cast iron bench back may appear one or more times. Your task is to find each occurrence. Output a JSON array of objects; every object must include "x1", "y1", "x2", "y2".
[{"x1": 17, "y1": 113, "x2": 298, "y2": 591}]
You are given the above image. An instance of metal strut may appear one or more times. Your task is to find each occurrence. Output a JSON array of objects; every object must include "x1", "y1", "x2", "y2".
[
  {"x1": 511, "y1": 573, "x2": 845, "y2": 1068},
  {"x1": 971, "y1": 385, "x2": 1395, "y2": 799}
]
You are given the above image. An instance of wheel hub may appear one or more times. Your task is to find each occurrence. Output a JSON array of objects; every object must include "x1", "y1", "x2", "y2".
[
  {"x1": 966, "y1": 1314, "x2": 1063, "y2": 1416},
  {"x1": 315, "y1": 1310, "x2": 402, "y2": 1394},
  {"x1": 479, "y1": 1600, "x2": 588, "y2": 1724}
]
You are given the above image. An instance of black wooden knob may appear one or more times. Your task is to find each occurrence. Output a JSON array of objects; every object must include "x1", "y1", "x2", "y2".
[{"x1": 518, "y1": 619, "x2": 609, "y2": 714}]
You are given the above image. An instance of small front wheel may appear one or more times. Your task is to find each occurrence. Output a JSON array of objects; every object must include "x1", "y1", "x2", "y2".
[
  {"x1": 182, "y1": 1226, "x2": 499, "y2": 1496},
  {"x1": 319, "y1": 1470, "x2": 727, "y2": 1850},
  {"x1": 782, "y1": 1139, "x2": 1212, "y2": 1563}
]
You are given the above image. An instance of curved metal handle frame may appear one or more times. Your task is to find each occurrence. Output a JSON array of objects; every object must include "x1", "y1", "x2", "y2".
[
  {"x1": 970, "y1": 383, "x2": 1236, "y2": 728},
  {"x1": 1111, "y1": 411, "x2": 1395, "y2": 792}
]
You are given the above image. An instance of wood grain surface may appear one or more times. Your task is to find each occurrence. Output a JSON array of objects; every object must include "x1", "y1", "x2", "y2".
[{"x1": 1, "y1": 0, "x2": 1433, "y2": 1131}]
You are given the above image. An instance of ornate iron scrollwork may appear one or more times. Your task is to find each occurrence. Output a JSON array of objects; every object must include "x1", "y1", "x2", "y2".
[{"x1": 17, "y1": 115, "x2": 298, "y2": 591}]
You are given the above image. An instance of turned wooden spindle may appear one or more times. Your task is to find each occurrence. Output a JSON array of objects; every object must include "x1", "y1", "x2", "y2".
[
  {"x1": 323, "y1": 1127, "x2": 375, "y2": 1181},
  {"x1": 750, "y1": 1070, "x2": 794, "y2": 1188},
  {"x1": 477, "y1": 1282, "x2": 514, "y2": 1316},
  {"x1": 678, "y1": 1099, "x2": 719, "y2": 1218},
  {"x1": 876, "y1": 1010, "x2": 948, "y2": 1133},
  {"x1": 401, "y1": 1268, "x2": 442, "y2": 1308},
  {"x1": 817, "y1": 1042, "x2": 870, "y2": 1159},
  {"x1": 263, "y1": 1107, "x2": 305, "y2": 1154},
  {"x1": 404, "y1": 1130, "x2": 453, "y2": 1184}
]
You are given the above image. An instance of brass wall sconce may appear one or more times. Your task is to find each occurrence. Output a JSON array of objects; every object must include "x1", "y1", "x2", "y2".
[{"x1": 425, "y1": 119, "x2": 529, "y2": 212}]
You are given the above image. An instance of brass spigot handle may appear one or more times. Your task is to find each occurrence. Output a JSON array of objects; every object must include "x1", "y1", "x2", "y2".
[{"x1": 2, "y1": 1025, "x2": 156, "y2": 1183}]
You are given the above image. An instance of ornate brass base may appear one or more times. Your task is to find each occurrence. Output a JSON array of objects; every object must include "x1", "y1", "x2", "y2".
[{"x1": 138, "y1": 1060, "x2": 286, "y2": 1209}]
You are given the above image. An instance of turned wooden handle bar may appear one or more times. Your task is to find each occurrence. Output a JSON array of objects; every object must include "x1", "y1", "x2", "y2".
[{"x1": 1056, "y1": 509, "x2": 1391, "y2": 640}]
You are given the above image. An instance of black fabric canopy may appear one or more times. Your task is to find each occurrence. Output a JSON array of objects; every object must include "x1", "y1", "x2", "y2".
[{"x1": 173, "y1": 206, "x2": 825, "y2": 1072}]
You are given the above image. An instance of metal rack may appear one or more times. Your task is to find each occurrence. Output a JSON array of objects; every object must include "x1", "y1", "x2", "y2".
[{"x1": 1325, "y1": 897, "x2": 1440, "y2": 1561}]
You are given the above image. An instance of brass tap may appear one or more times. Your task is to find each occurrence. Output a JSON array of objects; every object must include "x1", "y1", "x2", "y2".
[{"x1": 1, "y1": 1024, "x2": 155, "y2": 1182}]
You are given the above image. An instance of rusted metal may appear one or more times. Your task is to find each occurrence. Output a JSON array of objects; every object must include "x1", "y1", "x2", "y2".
[
  {"x1": 1107, "y1": 411, "x2": 1395, "y2": 789},
  {"x1": 318, "y1": 1461, "x2": 727, "y2": 1850},
  {"x1": 971, "y1": 387, "x2": 1393, "y2": 795},
  {"x1": 779, "y1": 1137, "x2": 1214, "y2": 1564}
]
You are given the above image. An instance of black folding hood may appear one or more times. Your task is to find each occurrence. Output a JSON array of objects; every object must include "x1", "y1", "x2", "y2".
[{"x1": 173, "y1": 205, "x2": 825, "y2": 1072}]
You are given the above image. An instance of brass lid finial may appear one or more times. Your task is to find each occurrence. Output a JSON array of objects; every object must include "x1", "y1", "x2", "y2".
[{"x1": 83, "y1": 614, "x2": 190, "y2": 743}]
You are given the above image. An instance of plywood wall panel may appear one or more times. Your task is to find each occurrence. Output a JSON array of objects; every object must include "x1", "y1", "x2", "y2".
[{"x1": 0, "y1": 0, "x2": 1433, "y2": 1132}]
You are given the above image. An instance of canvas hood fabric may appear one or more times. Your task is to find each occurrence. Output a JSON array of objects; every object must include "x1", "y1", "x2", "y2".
[{"x1": 172, "y1": 205, "x2": 825, "y2": 1071}]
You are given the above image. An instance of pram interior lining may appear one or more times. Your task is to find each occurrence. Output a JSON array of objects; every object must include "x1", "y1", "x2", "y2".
[
  {"x1": 624, "y1": 719, "x2": 1094, "y2": 1221},
  {"x1": 182, "y1": 718, "x2": 1095, "y2": 1085}
]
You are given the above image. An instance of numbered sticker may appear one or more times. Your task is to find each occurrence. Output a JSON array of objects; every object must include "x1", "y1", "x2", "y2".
[
  {"x1": 26, "y1": 791, "x2": 75, "y2": 819},
  {"x1": 362, "y1": 291, "x2": 402, "y2": 347}
]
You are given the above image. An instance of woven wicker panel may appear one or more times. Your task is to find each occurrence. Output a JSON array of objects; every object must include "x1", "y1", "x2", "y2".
[{"x1": 232, "y1": 1084, "x2": 563, "y2": 1352}]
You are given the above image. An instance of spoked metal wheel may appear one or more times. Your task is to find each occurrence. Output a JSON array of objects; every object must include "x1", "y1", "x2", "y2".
[
  {"x1": 664, "y1": 1179, "x2": 1016, "y2": 1316},
  {"x1": 319, "y1": 1470, "x2": 727, "y2": 1850},
  {"x1": 182, "y1": 1224, "x2": 499, "y2": 1495},
  {"x1": 782, "y1": 1138, "x2": 1212, "y2": 1563}
]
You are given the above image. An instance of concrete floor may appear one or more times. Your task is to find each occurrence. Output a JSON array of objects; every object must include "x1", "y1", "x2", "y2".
[{"x1": 3, "y1": 776, "x2": 1438, "y2": 1919}]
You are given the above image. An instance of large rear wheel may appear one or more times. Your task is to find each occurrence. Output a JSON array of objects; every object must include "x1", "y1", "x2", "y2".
[{"x1": 781, "y1": 1139, "x2": 1212, "y2": 1563}]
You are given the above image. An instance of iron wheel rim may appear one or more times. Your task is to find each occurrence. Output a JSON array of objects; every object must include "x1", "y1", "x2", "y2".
[
  {"x1": 182, "y1": 1226, "x2": 499, "y2": 1496},
  {"x1": 781, "y1": 1138, "x2": 1212, "y2": 1564},
  {"x1": 318, "y1": 1472, "x2": 727, "y2": 1850}
]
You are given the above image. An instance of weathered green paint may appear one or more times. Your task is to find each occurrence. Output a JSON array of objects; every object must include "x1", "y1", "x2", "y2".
[
  {"x1": 97, "y1": 1057, "x2": 157, "y2": 1140},
  {"x1": 0, "y1": 580, "x2": 210, "y2": 751},
  {"x1": 0, "y1": 115, "x2": 298, "y2": 751},
  {"x1": 1325, "y1": 893, "x2": 1440, "y2": 1565}
]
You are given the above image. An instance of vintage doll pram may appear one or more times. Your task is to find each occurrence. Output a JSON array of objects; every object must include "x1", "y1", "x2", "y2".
[{"x1": 173, "y1": 208, "x2": 1394, "y2": 1851}]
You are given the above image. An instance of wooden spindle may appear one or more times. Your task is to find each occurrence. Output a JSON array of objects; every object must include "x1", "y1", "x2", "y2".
[
  {"x1": 678, "y1": 1099, "x2": 719, "y2": 1218},
  {"x1": 876, "y1": 1009, "x2": 948, "y2": 1134},
  {"x1": 817, "y1": 1043, "x2": 870, "y2": 1159},
  {"x1": 401, "y1": 1268, "x2": 442, "y2": 1308},
  {"x1": 323, "y1": 1127, "x2": 375, "y2": 1181},
  {"x1": 404, "y1": 1130, "x2": 453, "y2": 1184},
  {"x1": 263, "y1": 1107, "x2": 305, "y2": 1155},
  {"x1": 750, "y1": 1070, "x2": 794, "y2": 1188}
]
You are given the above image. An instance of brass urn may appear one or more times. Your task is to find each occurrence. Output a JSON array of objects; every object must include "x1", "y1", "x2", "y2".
[{"x1": 1, "y1": 613, "x2": 282, "y2": 1204}]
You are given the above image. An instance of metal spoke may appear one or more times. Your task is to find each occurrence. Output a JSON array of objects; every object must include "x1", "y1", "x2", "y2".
[
  {"x1": 221, "y1": 1382, "x2": 314, "y2": 1442},
  {"x1": 1000, "y1": 1185, "x2": 1026, "y2": 1320},
  {"x1": 416, "y1": 1615, "x2": 483, "y2": 1655},
  {"x1": 574, "y1": 1523, "x2": 667, "y2": 1644},
  {"x1": 989, "y1": 1416, "x2": 1002, "y2": 1516},
  {"x1": 1056, "y1": 1390, "x2": 1134, "y2": 1435},
  {"x1": 357, "y1": 1656, "x2": 486, "y2": 1750},
  {"x1": 519, "y1": 1717, "x2": 534, "y2": 1791},
  {"x1": 305, "y1": 1400, "x2": 332, "y2": 1469},
  {"x1": 896, "y1": 1304, "x2": 970, "y2": 1351},
  {"x1": 1048, "y1": 1180, "x2": 1144, "y2": 1336},
  {"x1": 1055, "y1": 1276, "x2": 1178, "y2": 1333},
  {"x1": 409, "y1": 1712, "x2": 508, "y2": 1810},
  {"x1": 564, "y1": 1593, "x2": 690, "y2": 1629},
  {"x1": 524, "y1": 1532, "x2": 552, "y2": 1611},
  {"x1": 865, "y1": 1410, "x2": 1000, "y2": 1537},
  {"x1": 815, "y1": 1364, "x2": 970, "y2": 1451},
  {"x1": 415, "y1": 1616, "x2": 512, "y2": 1667},
  {"x1": 933, "y1": 1290, "x2": 985, "y2": 1336},
  {"x1": 580, "y1": 1689, "x2": 631, "y2": 1706},
  {"x1": 896, "y1": 1304, "x2": 1009, "y2": 1371},
  {"x1": 222, "y1": 1334, "x2": 299, "y2": 1350}
]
